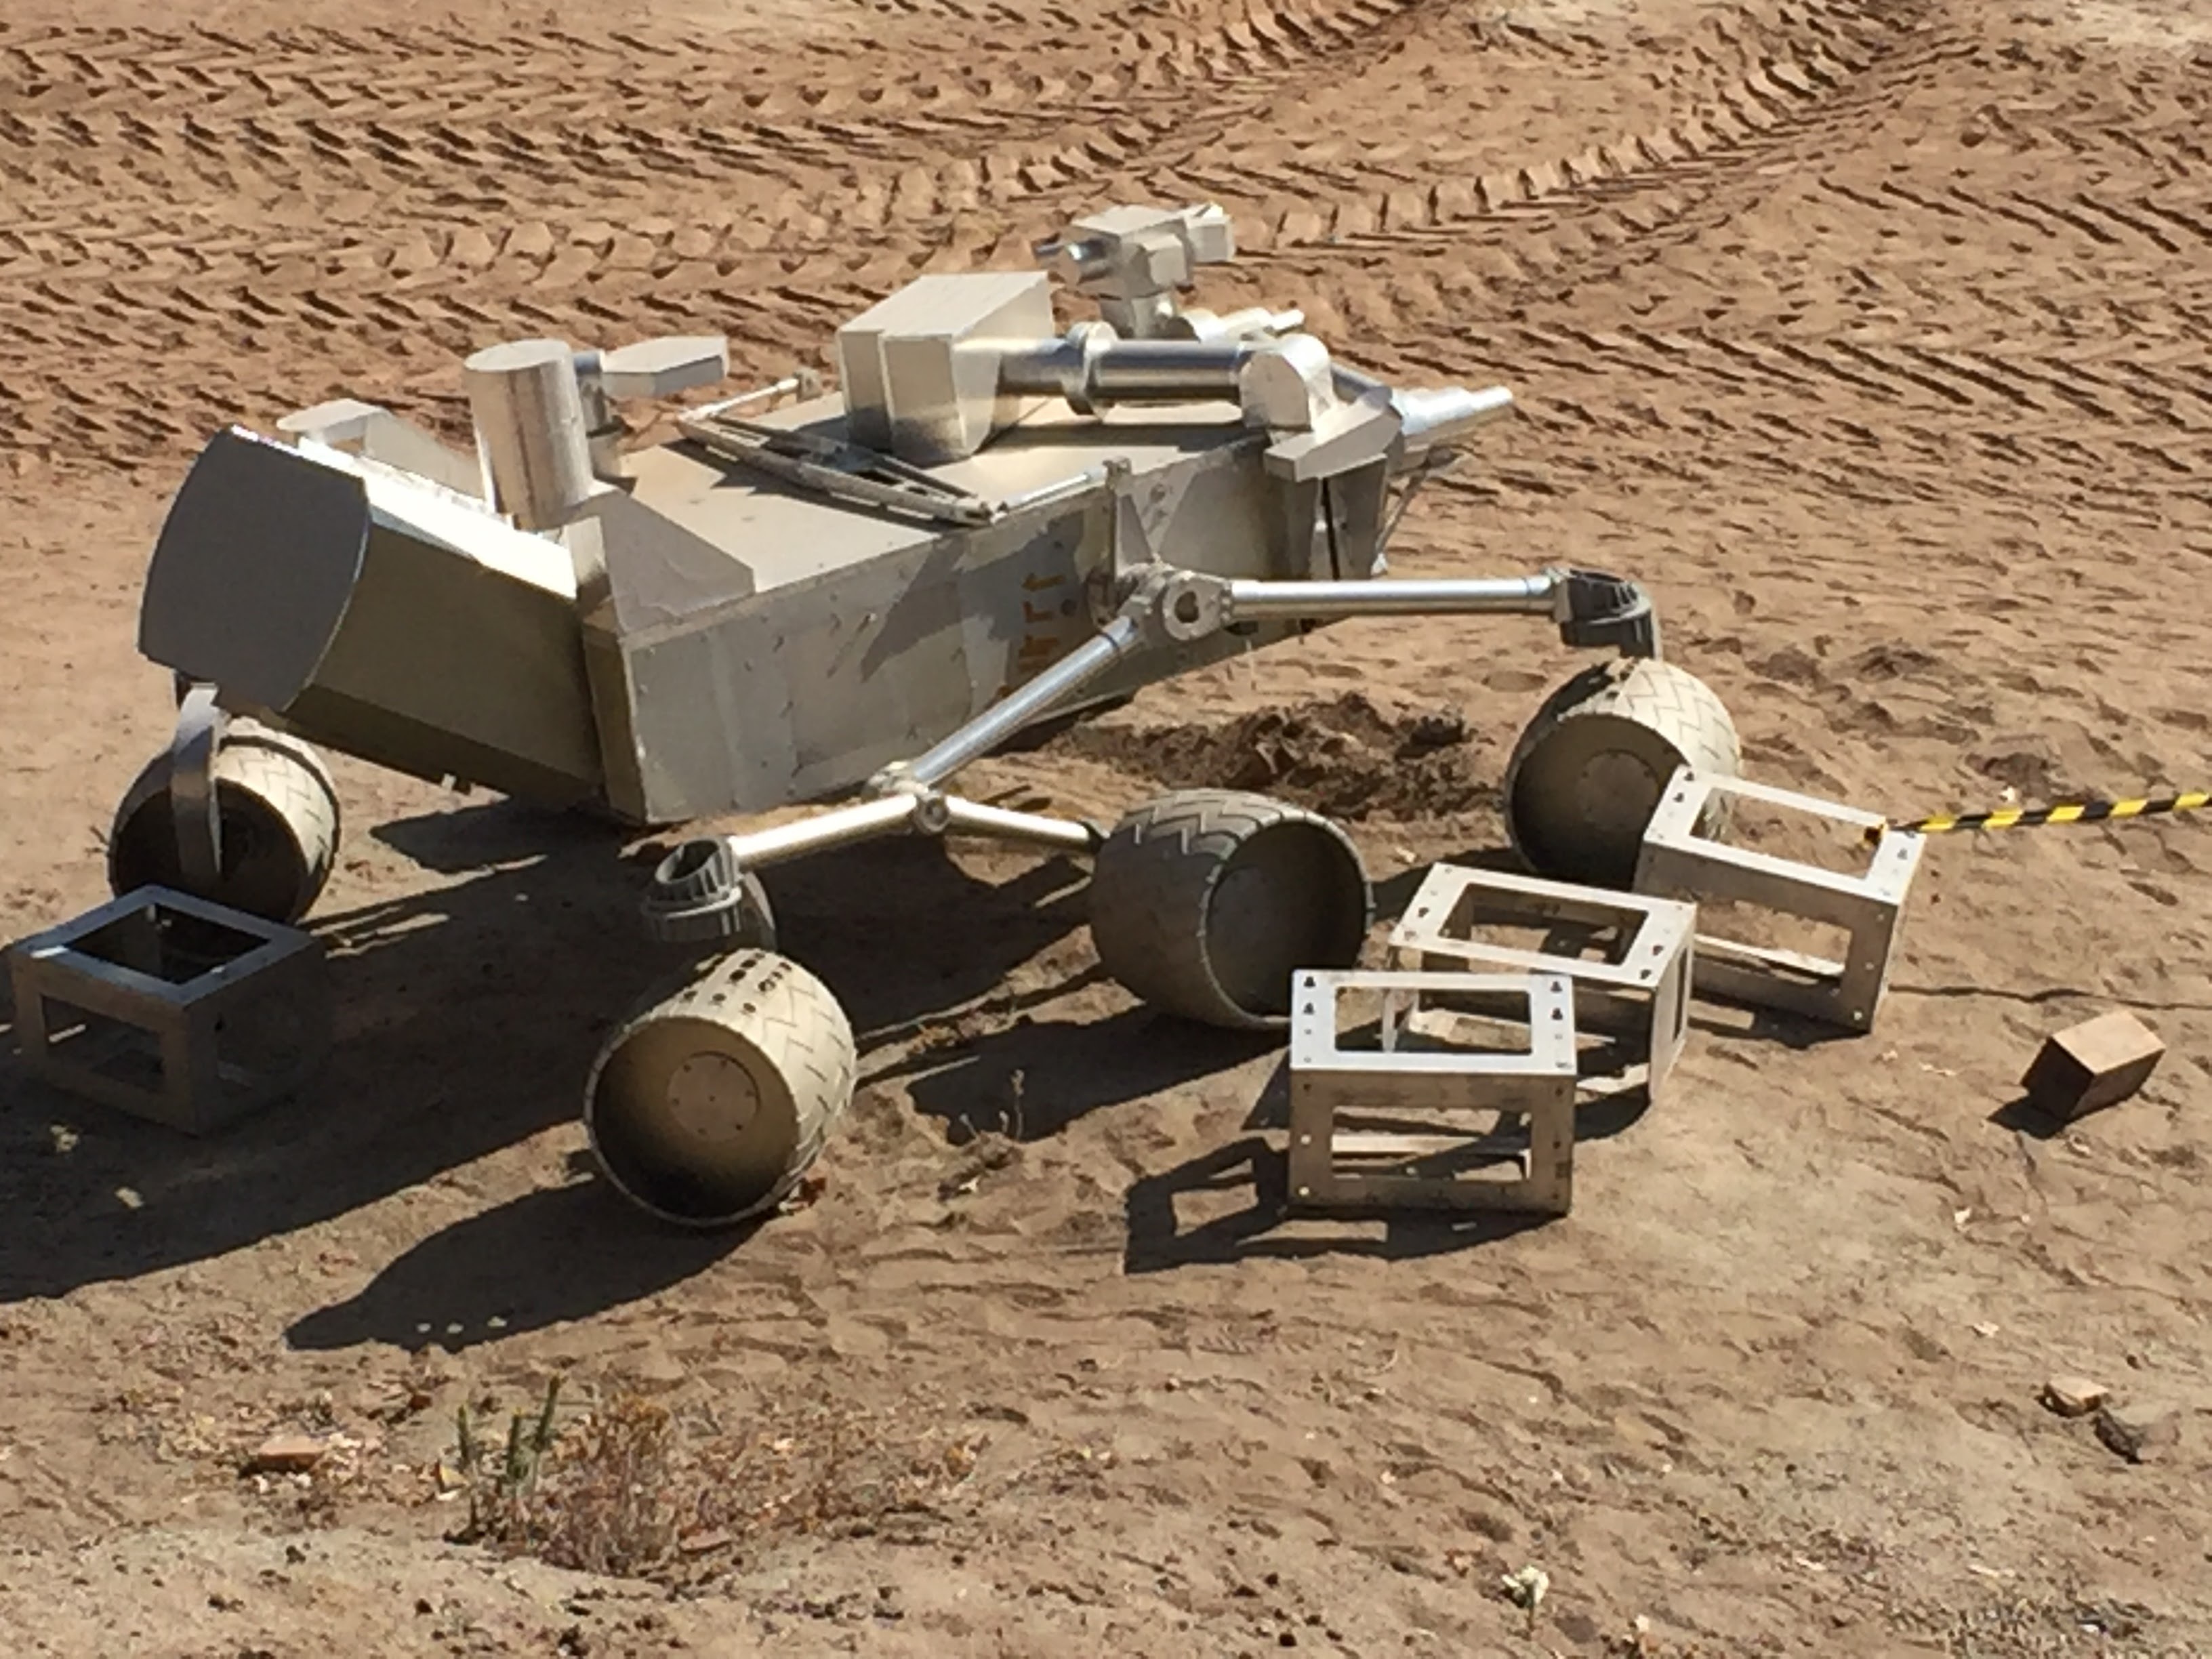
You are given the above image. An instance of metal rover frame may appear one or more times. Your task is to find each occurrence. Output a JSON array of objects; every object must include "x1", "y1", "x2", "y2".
[
  {"x1": 129, "y1": 202, "x2": 1664, "y2": 909},
  {"x1": 91, "y1": 202, "x2": 1753, "y2": 1225}
]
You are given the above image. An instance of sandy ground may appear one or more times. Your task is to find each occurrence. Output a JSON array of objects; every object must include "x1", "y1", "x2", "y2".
[{"x1": 5, "y1": 0, "x2": 2212, "y2": 1652}]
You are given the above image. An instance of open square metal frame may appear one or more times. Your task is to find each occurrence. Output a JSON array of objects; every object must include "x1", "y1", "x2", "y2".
[
  {"x1": 7, "y1": 884, "x2": 331, "y2": 1133},
  {"x1": 1386, "y1": 862, "x2": 1696, "y2": 1101},
  {"x1": 1286, "y1": 967, "x2": 1579, "y2": 1216},
  {"x1": 1633, "y1": 768, "x2": 1923, "y2": 1031}
]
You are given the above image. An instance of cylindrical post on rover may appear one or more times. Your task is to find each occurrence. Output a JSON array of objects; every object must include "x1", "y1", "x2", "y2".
[{"x1": 462, "y1": 339, "x2": 598, "y2": 531}]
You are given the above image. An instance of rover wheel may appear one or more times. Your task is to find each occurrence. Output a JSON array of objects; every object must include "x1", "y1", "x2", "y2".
[
  {"x1": 1088, "y1": 788, "x2": 1372, "y2": 1030},
  {"x1": 1504, "y1": 658, "x2": 1741, "y2": 888},
  {"x1": 585, "y1": 948, "x2": 857, "y2": 1229},
  {"x1": 108, "y1": 721, "x2": 341, "y2": 925}
]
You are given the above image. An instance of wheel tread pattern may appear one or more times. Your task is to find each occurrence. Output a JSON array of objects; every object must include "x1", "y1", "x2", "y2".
[
  {"x1": 587, "y1": 947, "x2": 857, "y2": 1228},
  {"x1": 216, "y1": 725, "x2": 342, "y2": 900},
  {"x1": 1502, "y1": 657, "x2": 1742, "y2": 883},
  {"x1": 1089, "y1": 786, "x2": 1370, "y2": 1030},
  {"x1": 106, "y1": 720, "x2": 341, "y2": 923}
]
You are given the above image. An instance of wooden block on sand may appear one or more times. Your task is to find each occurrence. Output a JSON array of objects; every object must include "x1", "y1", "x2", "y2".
[{"x1": 2020, "y1": 1012, "x2": 2164, "y2": 1122}]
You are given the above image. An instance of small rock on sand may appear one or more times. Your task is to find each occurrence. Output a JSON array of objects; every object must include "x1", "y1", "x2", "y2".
[
  {"x1": 243, "y1": 1434, "x2": 327, "y2": 1475},
  {"x1": 2040, "y1": 1376, "x2": 2110, "y2": 1418}
]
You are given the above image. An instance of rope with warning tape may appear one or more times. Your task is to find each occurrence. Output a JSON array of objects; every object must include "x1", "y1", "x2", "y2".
[{"x1": 1870, "y1": 790, "x2": 2212, "y2": 842}]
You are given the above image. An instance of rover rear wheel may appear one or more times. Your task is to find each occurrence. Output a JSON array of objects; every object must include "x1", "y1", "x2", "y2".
[
  {"x1": 585, "y1": 948, "x2": 857, "y2": 1229},
  {"x1": 1504, "y1": 658, "x2": 1741, "y2": 888},
  {"x1": 108, "y1": 722, "x2": 341, "y2": 925},
  {"x1": 1088, "y1": 788, "x2": 1372, "y2": 1030}
]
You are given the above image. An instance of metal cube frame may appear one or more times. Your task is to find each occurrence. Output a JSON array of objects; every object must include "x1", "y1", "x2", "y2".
[
  {"x1": 7, "y1": 885, "x2": 331, "y2": 1133},
  {"x1": 1286, "y1": 967, "x2": 1579, "y2": 1216},
  {"x1": 1633, "y1": 768, "x2": 1923, "y2": 1031},
  {"x1": 1386, "y1": 863, "x2": 1696, "y2": 1101}
]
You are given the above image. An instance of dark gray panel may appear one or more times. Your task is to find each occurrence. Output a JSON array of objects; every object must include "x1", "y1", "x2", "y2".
[{"x1": 138, "y1": 428, "x2": 370, "y2": 710}]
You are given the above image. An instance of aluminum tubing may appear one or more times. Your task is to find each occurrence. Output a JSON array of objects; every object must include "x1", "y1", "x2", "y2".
[
  {"x1": 901, "y1": 608, "x2": 1149, "y2": 789},
  {"x1": 1225, "y1": 575, "x2": 1558, "y2": 621},
  {"x1": 1000, "y1": 342, "x2": 1509, "y2": 430},
  {"x1": 997, "y1": 339, "x2": 1252, "y2": 406},
  {"x1": 940, "y1": 797, "x2": 1101, "y2": 853},
  {"x1": 721, "y1": 794, "x2": 923, "y2": 869},
  {"x1": 1326, "y1": 369, "x2": 1515, "y2": 457},
  {"x1": 1326, "y1": 363, "x2": 1511, "y2": 422},
  {"x1": 1090, "y1": 342, "x2": 1249, "y2": 397},
  {"x1": 996, "y1": 466, "x2": 1111, "y2": 518},
  {"x1": 1393, "y1": 385, "x2": 1515, "y2": 449}
]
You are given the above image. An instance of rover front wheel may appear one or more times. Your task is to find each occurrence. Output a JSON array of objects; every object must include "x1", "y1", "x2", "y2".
[
  {"x1": 1088, "y1": 788, "x2": 1372, "y2": 1030},
  {"x1": 1504, "y1": 658, "x2": 1741, "y2": 888},
  {"x1": 107, "y1": 721, "x2": 341, "y2": 925},
  {"x1": 584, "y1": 949, "x2": 857, "y2": 1229}
]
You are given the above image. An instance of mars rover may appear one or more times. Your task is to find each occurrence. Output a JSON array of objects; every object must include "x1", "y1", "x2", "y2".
[{"x1": 106, "y1": 203, "x2": 1741, "y2": 1227}]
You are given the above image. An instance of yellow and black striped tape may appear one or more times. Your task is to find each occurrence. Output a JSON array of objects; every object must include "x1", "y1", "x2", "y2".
[{"x1": 1873, "y1": 790, "x2": 2211, "y2": 841}]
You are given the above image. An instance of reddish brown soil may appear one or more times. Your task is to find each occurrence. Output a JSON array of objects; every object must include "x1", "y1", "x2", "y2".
[{"x1": 4, "y1": 1, "x2": 2212, "y2": 1654}]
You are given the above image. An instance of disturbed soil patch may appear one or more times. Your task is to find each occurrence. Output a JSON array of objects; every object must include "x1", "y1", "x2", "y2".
[{"x1": 1059, "y1": 693, "x2": 1498, "y2": 822}]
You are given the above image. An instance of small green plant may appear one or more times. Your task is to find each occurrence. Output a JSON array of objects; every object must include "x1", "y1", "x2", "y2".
[{"x1": 451, "y1": 1376, "x2": 563, "y2": 1542}]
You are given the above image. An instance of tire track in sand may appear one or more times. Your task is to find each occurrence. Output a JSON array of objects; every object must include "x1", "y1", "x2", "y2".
[
  {"x1": 0, "y1": 1, "x2": 1432, "y2": 215},
  {"x1": 0, "y1": 0, "x2": 1455, "y2": 469}
]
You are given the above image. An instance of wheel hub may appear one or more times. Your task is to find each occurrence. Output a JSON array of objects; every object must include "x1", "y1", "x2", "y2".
[
  {"x1": 1573, "y1": 748, "x2": 1664, "y2": 839},
  {"x1": 663, "y1": 1052, "x2": 761, "y2": 1144}
]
